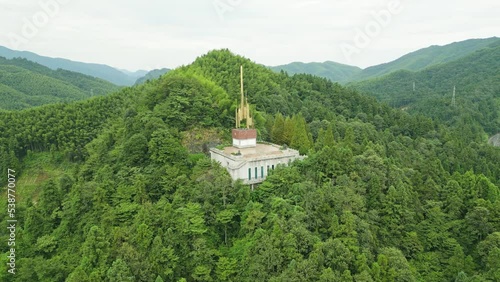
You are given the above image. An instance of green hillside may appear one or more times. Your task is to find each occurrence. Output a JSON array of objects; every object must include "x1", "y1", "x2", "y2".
[
  {"x1": 0, "y1": 57, "x2": 120, "y2": 110},
  {"x1": 268, "y1": 38, "x2": 499, "y2": 84},
  {"x1": 269, "y1": 61, "x2": 361, "y2": 83},
  {"x1": 0, "y1": 46, "x2": 140, "y2": 86},
  {"x1": 0, "y1": 49, "x2": 499, "y2": 282},
  {"x1": 351, "y1": 43, "x2": 500, "y2": 135},
  {"x1": 352, "y1": 37, "x2": 500, "y2": 81}
]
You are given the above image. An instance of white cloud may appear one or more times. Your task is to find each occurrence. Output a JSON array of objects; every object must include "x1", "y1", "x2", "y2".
[{"x1": 0, "y1": 0, "x2": 498, "y2": 70}]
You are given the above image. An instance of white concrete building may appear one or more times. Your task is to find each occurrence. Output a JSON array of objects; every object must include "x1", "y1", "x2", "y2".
[
  {"x1": 210, "y1": 66, "x2": 303, "y2": 185},
  {"x1": 210, "y1": 129, "x2": 302, "y2": 185}
]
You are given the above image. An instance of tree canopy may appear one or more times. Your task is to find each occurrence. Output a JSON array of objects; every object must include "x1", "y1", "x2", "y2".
[{"x1": 0, "y1": 49, "x2": 499, "y2": 281}]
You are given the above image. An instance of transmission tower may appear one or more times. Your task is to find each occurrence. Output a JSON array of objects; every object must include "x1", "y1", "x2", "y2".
[{"x1": 451, "y1": 85, "x2": 456, "y2": 107}]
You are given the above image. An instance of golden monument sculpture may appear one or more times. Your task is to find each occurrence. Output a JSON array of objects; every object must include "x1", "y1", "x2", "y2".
[{"x1": 235, "y1": 65, "x2": 254, "y2": 129}]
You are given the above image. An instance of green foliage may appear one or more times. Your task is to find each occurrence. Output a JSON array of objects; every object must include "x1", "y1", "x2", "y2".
[
  {"x1": 1, "y1": 48, "x2": 499, "y2": 282},
  {"x1": 148, "y1": 129, "x2": 188, "y2": 165},
  {"x1": 0, "y1": 45, "x2": 140, "y2": 86},
  {"x1": 0, "y1": 57, "x2": 120, "y2": 110},
  {"x1": 271, "y1": 112, "x2": 285, "y2": 144},
  {"x1": 216, "y1": 257, "x2": 238, "y2": 281},
  {"x1": 352, "y1": 42, "x2": 500, "y2": 136},
  {"x1": 290, "y1": 113, "x2": 313, "y2": 154},
  {"x1": 270, "y1": 112, "x2": 312, "y2": 154},
  {"x1": 107, "y1": 259, "x2": 135, "y2": 282}
]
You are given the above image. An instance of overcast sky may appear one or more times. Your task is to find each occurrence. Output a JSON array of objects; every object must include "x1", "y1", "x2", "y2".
[{"x1": 0, "y1": 0, "x2": 498, "y2": 71}]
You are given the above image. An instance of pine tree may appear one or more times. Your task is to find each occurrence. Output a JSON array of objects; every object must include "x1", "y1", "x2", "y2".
[
  {"x1": 271, "y1": 113, "x2": 285, "y2": 145},
  {"x1": 291, "y1": 113, "x2": 312, "y2": 154},
  {"x1": 316, "y1": 123, "x2": 335, "y2": 149},
  {"x1": 283, "y1": 116, "x2": 295, "y2": 145},
  {"x1": 106, "y1": 259, "x2": 135, "y2": 282}
]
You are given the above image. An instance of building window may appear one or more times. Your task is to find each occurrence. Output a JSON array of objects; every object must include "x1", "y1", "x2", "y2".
[
  {"x1": 248, "y1": 168, "x2": 251, "y2": 180},
  {"x1": 267, "y1": 165, "x2": 270, "y2": 172},
  {"x1": 272, "y1": 165, "x2": 275, "y2": 170},
  {"x1": 255, "y1": 167, "x2": 258, "y2": 179},
  {"x1": 261, "y1": 166, "x2": 264, "y2": 178}
]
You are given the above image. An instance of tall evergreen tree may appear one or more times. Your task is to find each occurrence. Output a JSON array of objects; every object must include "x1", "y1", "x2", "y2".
[
  {"x1": 316, "y1": 123, "x2": 335, "y2": 149},
  {"x1": 291, "y1": 113, "x2": 312, "y2": 154},
  {"x1": 271, "y1": 113, "x2": 285, "y2": 145},
  {"x1": 283, "y1": 116, "x2": 295, "y2": 145}
]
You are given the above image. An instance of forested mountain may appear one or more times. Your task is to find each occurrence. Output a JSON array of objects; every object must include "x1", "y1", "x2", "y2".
[
  {"x1": 135, "y1": 68, "x2": 171, "y2": 85},
  {"x1": 351, "y1": 42, "x2": 500, "y2": 136},
  {"x1": 0, "y1": 49, "x2": 499, "y2": 282},
  {"x1": 0, "y1": 57, "x2": 120, "y2": 110},
  {"x1": 269, "y1": 38, "x2": 499, "y2": 83},
  {"x1": 351, "y1": 37, "x2": 499, "y2": 81},
  {"x1": 269, "y1": 61, "x2": 361, "y2": 84},
  {"x1": 0, "y1": 46, "x2": 141, "y2": 86}
]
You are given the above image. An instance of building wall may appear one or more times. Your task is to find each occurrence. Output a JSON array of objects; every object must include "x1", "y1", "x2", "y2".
[
  {"x1": 237, "y1": 158, "x2": 292, "y2": 183},
  {"x1": 232, "y1": 138, "x2": 257, "y2": 148},
  {"x1": 210, "y1": 148, "x2": 300, "y2": 184}
]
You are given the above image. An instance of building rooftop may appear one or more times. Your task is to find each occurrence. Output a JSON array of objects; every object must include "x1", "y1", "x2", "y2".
[{"x1": 212, "y1": 143, "x2": 299, "y2": 161}]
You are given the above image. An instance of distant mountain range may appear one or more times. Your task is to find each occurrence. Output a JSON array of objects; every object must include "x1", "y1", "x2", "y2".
[
  {"x1": 135, "y1": 68, "x2": 170, "y2": 85},
  {"x1": 0, "y1": 46, "x2": 146, "y2": 86},
  {"x1": 0, "y1": 56, "x2": 120, "y2": 110},
  {"x1": 350, "y1": 40, "x2": 500, "y2": 101},
  {"x1": 351, "y1": 39, "x2": 500, "y2": 136},
  {"x1": 271, "y1": 37, "x2": 499, "y2": 83},
  {"x1": 269, "y1": 61, "x2": 361, "y2": 84},
  {"x1": 352, "y1": 37, "x2": 500, "y2": 81},
  {"x1": 1, "y1": 36, "x2": 498, "y2": 136},
  {"x1": 270, "y1": 37, "x2": 500, "y2": 140}
]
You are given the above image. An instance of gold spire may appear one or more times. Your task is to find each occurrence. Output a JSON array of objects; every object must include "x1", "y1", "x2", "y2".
[{"x1": 235, "y1": 65, "x2": 254, "y2": 129}]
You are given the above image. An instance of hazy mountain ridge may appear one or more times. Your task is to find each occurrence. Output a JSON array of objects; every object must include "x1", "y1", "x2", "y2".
[
  {"x1": 120, "y1": 69, "x2": 149, "y2": 79},
  {"x1": 0, "y1": 46, "x2": 141, "y2": 86},
  {"x1": 351, "y1": 37, "x2": 500, "y2": 81},
  {"x1": 135, "y1": 68, "x2": 171, "y2": 85},
  {"x1": 350, "y1": 43, "x2": 500, "y2": 135},
  {"x1": 269, "y1": 37, "x2": 500, "y2": 84},
  {"x1": 269, "y1": 61, "x2": 361, "y2": 83}
]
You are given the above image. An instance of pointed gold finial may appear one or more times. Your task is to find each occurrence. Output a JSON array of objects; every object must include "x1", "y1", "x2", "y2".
[{"x1": 235, "y1": 65, "x2": 254, "y2": 129}]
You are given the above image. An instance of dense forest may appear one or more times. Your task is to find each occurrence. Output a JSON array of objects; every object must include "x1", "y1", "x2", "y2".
[
  {"x1": 0, "y1": 57, "x2": 120, "y2": 110},
  {"x1": 0, "y1": 49, "x2": 499, "y2": 281},
  {"x1": 351, "y1": 41, "x2": 500, "y2": 137}
]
